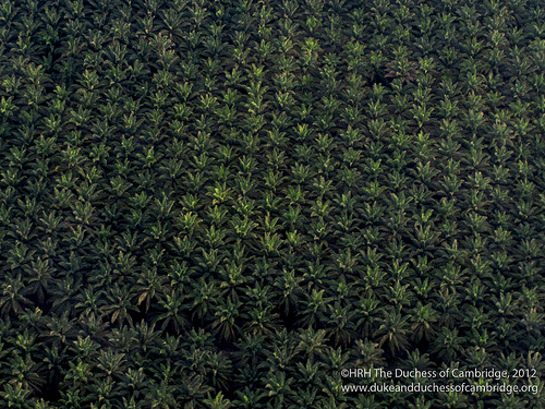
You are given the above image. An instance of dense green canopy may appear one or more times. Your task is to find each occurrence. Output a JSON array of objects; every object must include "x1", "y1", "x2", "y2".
[{"x1": 0, "y1": 0, "x2": 544, "y2": 407}]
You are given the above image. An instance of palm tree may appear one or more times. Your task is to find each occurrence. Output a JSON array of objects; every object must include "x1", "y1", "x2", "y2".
[
  {"x1": 44, "y1": 311, "x2": 79, "y2": 347},
  {"x1": 100, "y1": 283, "x2": 138, "y2": 327},
  {"x1": 155, "y1": 290, "x2": 190, "y2": 335},
  {"x1": 431, "y1": 327, "x2": 465, "y2": 362},
  {"x1": 297, "y1": 289, "x2": 328, "y2": 328},
  {"x1": 290, "y1": 385, "x2": 318, "y2": 408},
  {"x1": 353, "y1": 293, "x2": 380, "y2": 338},
  {"x1": 374, "y1": 308, "x2": 411, "y2": 354},
  {"x1": 353, "y1": 394, "x2": 384, "y2": 409},
  {"x1": 388, "y1": 280, "x2": 414, "y2": 309},
  {"x1": 352, "y1": 339, "x2": 385, "y2": 368},
  {"x1": 210, "y1": 298, "x2": 241, "y2": 342},
  {"x1": 272, "y1": 268, "x2": 303, "y2": 316},
  {"x1": 217, "y1": 260, "x2": 249, "y2": 304},
  {"x1": 244, "y1": 304, "x2": 281, "y2": 337},
  {"x1": 203, "y1": 391, "x2": 232, "y2": 409},
  {"x1": 410, "y1": 302, "x2": 439, "y2": 343},
  {"x1": 144, "y1": 379, "x2": 177, "y2": 409},
  {"x1": 96, "y1": 349, "x2": 126, "y2": 380},
  {"x1": 325, "y1": 302, "x2": 356, "y2": 347},
  {"x1": 134, "y1": 267, "x2": 168, "y2": 313},
  {"x1": 0, "y1": 382, "x2": 34, "y2": 409},
  {"x1": 232, "y1": 386, "x2": 264, "y2": 409},
  {"x1": 261, "y1": 371, "x2": 295, "y2": 409},
  {"x1": 295, "y1": 328, "x2": 328, "y2": 360},
  {"x1": 190, "y1": 278, "x2": 218, "y2": 323},
  {"x1": 435, "y1": 287, "x2": 462, "y2": 327},
  {"x1": 74, "y1": 285, "x2": 106, "y2": 317},
  {"x1": 403, "y1": 349, "x2": 435, "y2": 374},
  {"x1": 6, "y1": 353, "x2": 45, "y2": 394},
  {"x1": 434, "y1": 389, "x2": 469, "y2": 409},
  {"x1": 0, "y1": 273, "x2": 31, "y2": 317}
]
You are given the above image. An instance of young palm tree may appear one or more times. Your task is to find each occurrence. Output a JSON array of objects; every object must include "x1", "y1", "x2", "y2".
[
  {"x1": 0, "y1": 273, "x2": 32, "y2": 317},
  {"x1": 210, "y1": 298, "x2": 242, "y2": 342},
  {"x1": 155, "y1": 290, "x2": 190, "y2": 335},
  {"x1": 355, "y1": 295, "x2": 381, "y2": 338},
  {"x1": 262, "y1": 371, "x2": 295, "y2": 409},
  {"x1": 73, "y1": 285, "x2": 106, "y2": 317},
  {"x1": 0, "y1": 382, "x2": 35, "y2": 409},
  {"x1": 244, "y1": 304, "x2": 281, "y2": 337},
  {"x1": 203, "y1": 391, "x2": 232, "y2": 409},
  {"x1": 410, "y1": 302, "x2": 439, "y2": 343},
  {"x1": 374, "y1": 309, "x2": 411, "y2": 354},
  {"x1": 325, "y1": 302, "x2": 356, "y2": 347},
  {"x1": 431, "y1": 327, "x2": 465, "y2": 362},
  {"x1": 297, "y1": 289, "x2": 329, "y2": 328},
  {"x1": 143, "y1": 378, "x2": 177, "y2": 409},
  {"x1": 232, "y1": 386, "x2": 263, "y2": 409},
  {"x1": 100, "y1": 283, "x2": 138, "y2": 327},
  {"x1": 134, "y1": 266, "x2": 168, "y2": 313},
  {"x1": 204, "y1": 351, "x2": 233, "y2": 391}
]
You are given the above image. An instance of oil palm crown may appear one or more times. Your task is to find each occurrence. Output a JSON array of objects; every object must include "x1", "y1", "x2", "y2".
[
  {"x1": 435, "y1": 287, "x2": 462, "y2": 328},
  {"x1": 325, "y1": 301, "x2": 356, "y2": 347},
  {"x1": 388, "y1": 280, "x2": 414, "y2": 309},
  {"x1": 203, "y1": 391, "x2": 233, "y2": 409},
  {"x1": 100, "y1": 283, "x2": 137, "y2": 327},
  {"x1": 297, "y1": 288, "x2": 329, "y2": 328},
  {"x1": 244, "y1": 304, "x2": 282, "y2": 337},
  {"x1": 9, "y1": 350, "x2": 44, "y2": 395},
  {"x1": 374, "y1": 308, "x2": 411, "y2": 354},
  {"x1": 0, "y1": 381, "x2": 36, "y2": 408},
  {"x1": 0, "y1": 273, "x2": 32, "y2": 317},
  {"x1": 210, "y1": 297, "x2": 242, "y2": 342},
  {"x1": 232, "y1": 387, "x2": 263, "y2": 409},
  {"x1": 402, "y1": 349, "x2": 435, "y2": 373},
  {"x1": 410, "y1": 302, "x2": 439, "y2": 343},
  {"x1": 431, "y1": 327, "x2": 465, "y2": 361},
  {"x1": 271, "y1": 267, "x2": 303, "y2": 313}
]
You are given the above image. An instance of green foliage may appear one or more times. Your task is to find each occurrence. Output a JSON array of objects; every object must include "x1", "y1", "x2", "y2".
[{"x1": 0, "y1": 0, "x2": 544, "y2": 408}]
